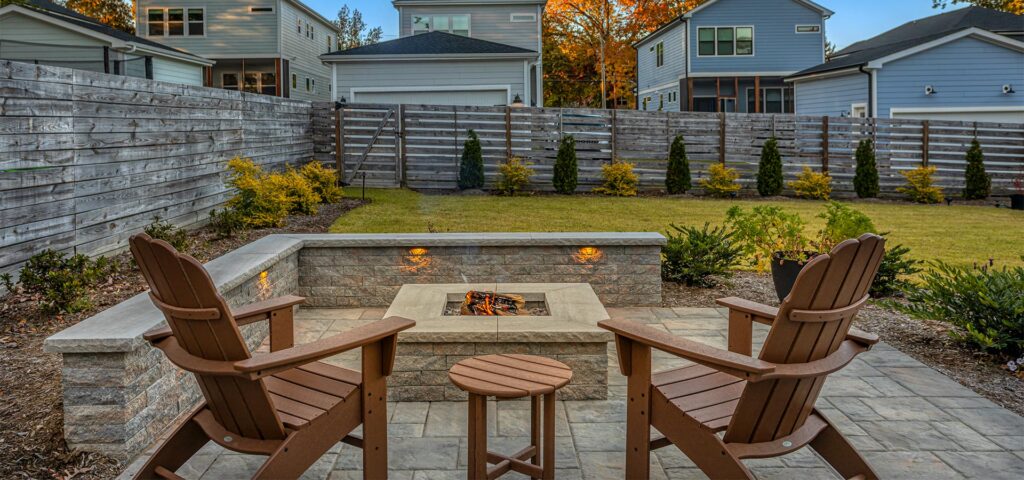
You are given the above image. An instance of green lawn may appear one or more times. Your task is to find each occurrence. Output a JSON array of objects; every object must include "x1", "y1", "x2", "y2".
[{"x1": 331, "y1": 189, "x2": 1024, "y2": 267}]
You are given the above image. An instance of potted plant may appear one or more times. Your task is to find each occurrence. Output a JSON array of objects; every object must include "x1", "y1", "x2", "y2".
[
  {"x1": 1012, "y1": 170, "x2": 1024, "y2": 211},
  {"x1": 726, "y1": 206, "x2": 812, "y2": 300}
]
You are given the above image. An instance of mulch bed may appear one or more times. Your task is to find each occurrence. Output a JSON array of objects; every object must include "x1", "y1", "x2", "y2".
[
  {"x1": 0, "y1": 200, "x2": 365, "y2": 479},
  {"x1": 663, "y1": 272, "x2": 1024, "y2": 417}
]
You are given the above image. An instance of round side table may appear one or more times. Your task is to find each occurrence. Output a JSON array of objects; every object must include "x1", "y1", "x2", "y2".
[{"x1": 448, "y1": 354, "x2": 573, "y2": 480}]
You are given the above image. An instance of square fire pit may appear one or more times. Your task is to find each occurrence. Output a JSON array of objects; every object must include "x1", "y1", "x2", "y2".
[{"x1": 384, "y1": 283, "x2": 613, "y2": 401}]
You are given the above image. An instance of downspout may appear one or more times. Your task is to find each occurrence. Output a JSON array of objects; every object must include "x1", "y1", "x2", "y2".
[{"x1": 858, "y1": 65, "x2": 874, "y2": 117}]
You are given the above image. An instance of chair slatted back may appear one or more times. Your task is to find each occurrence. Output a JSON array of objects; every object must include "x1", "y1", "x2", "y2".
[
  {"x1": 724, "y1": 234, "x2": 885, "y2": 444},
  {"x1": 130, "y1": 234, "x2": 287, "y2": 440}
]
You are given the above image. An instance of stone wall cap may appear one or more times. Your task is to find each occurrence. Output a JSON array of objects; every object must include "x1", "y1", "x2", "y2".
[{"x1": 292, "y1": 232, "x2": 666, "y2": 247}]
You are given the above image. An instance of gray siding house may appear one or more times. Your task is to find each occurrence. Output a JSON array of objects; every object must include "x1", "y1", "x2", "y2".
[
  {"x1": 789, "y1": 7, "x2": 1024, "y2": 122},
  {"x1": 135, "y1": 0, "x2": 335, "y2": 101},
  {"x1": 635, "y1": 0, "x2": 833, "y2": 113},
  {"x1": 322, "y1": 0, "x2": 545, "y2": 107},
  {"x1": 0, "y1": 0, "x2": 211, "y2": 85}
]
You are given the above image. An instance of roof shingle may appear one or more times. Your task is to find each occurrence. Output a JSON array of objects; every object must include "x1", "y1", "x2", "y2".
[{"x1": 323, "y1": 31, "x2": 536, "y2": 57}]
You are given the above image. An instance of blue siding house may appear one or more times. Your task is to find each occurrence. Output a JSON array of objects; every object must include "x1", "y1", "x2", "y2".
[
  {"x1": 789, "y1": 7, "x2": 1024, "y2": 122},
  {"x1": 634, "y1": 0, "x2": 833, "y2": 113}
]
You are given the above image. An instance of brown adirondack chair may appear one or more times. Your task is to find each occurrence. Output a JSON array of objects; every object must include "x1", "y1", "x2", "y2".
[
  {"x1": 128, "y1": 233, "x2": 415, "y2": 479},
  {"x1": 600, "y1": 234, "x2": 885, "y2": 480}
]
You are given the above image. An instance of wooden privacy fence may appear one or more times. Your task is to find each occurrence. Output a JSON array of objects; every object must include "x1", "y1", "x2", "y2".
[
  {"x1": 1, "y1": 61, "x2": 313, "y2": 276},
  {"x1": 313, "y1": 102, "x2": 1024, "y2": 193}
]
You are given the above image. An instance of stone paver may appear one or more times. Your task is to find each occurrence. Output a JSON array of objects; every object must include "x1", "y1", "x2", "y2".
[{"x1": 119, "y1": 307, "x2": 1024, "y2": 479}]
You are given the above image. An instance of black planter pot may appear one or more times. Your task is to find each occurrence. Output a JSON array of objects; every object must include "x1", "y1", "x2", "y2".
[
  {"x1": 1011, "y1": 194, "x2": 1024, "y2": 211},
  {"x1": 770, "y1": 252, "x2": 817, "y2": 301}
]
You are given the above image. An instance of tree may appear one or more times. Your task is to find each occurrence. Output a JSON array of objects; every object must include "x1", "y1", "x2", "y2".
[
  {"x1": 334, "y1": 5, "x2": 383, "y2": 51},
  {"x1": 963, "y1": 139, "x2": 991, "y2": 199},
  {"x1": 63, "y1": 0, "x2": 135, "y2": 34},
  {"x1": 825, "y1": 39, "x2": 837, "y2": 62},
  {"x1": 458, "y1": 130, "x2": 485, "y2": 190},
  {"x1": 756, "y1": 137, "x2": 783, "y2": 196},
  {"x1": 544, "y1": 1, "x2": 702, "y2": 108},
  {"x1": 854, "y1": 139, "x2": 880, "y2": 198},
  {"x1": 665, "y1": 134, "x2": 691, "y2": 194},
  {"x1": 932, "y1": 0, "x2": 1023, "y2": 14},
  {"x1": 553, "y1": 135, "x2": 578, "y2": 194}
]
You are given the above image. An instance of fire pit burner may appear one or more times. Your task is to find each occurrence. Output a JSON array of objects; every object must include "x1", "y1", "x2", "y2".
[{"x1": 443, "y1": 291, "x2": 550, "y2": 316}]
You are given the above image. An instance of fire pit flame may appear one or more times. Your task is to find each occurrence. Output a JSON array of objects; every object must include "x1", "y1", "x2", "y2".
[{"x1": 461, "y1": 291, "x2": 526, "y2": 316}]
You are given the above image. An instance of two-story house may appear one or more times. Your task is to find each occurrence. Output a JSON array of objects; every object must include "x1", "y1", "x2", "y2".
[
  {"x1": 634, "y1": 0, "x2": 833, "y2": 113},
  {"x1": 321, "y1": 0, "x2": 546, "y2": 107},
  {"x1": 788, "y1": 7, "x2": 1024, "y2": 122},
  {"x1": 135, "y1": 0, "x2": 335, "y2": 101}
]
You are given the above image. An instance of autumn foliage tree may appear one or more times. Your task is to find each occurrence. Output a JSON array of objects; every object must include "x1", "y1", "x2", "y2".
[
  {"x1": 63, "y1": 0, "x2": 135, "y2": 34},
  {"x1": 932, "y1": 0, "x2": 1023, "y2": 14},
  {"x1": 543, "y1": 0, "x2": 705, "y2": 108}
]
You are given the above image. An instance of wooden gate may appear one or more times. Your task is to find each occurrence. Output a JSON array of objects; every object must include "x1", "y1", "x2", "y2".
[{"x1": 336, "y1": 103, "x2": 401, "y2": 187}]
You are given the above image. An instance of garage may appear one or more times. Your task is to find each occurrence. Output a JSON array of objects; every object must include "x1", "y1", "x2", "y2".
[
  {"x1": 352, "y1": 88, "x2": 509, "y2": 107},
  {"x1": 891, "y1": 107, "x2": 1024, "y2": 123}
]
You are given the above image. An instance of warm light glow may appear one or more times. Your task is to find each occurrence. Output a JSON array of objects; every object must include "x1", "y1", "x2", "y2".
[
  {"x1": 257, "y1": 270, "x2": 271, "y2": 300},
  {"x1": 573, "y1": 246, "x2": 604, "y2": 264},
  {"x1": 401, "y1": 247, "x2": 433, "y2": 273}
]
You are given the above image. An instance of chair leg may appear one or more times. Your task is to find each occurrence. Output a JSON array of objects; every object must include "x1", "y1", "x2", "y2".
[
  {"x1": 810, "y1": 412, "x2": 879, "y2": 480},
  {"x1": 651, "y1": 396, "x2": 754, "y2": 479},
  {"x1": 624, "y1": 342, "x2": 652, "y2": 479},
  {"x1": 362, "y1": 340, "x2": 390, "y2": 480},
  {"x1": 133, "y1": 407, "x2": 208, "y2": 480}
]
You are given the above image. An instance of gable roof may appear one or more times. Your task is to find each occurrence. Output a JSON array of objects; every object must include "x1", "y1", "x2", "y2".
[
  {"x1": 635, "y1": 0, "x2": 833, "y2": 48},
  {"x1": 321, "y1": 31, "x2": 536, "y2": 60},
  {"x1": 790, "y1": 6, "x2": 1023, "y2": 79},
  {"x1": 1, "y1": 0, "x2": 211, "y2": 65}
]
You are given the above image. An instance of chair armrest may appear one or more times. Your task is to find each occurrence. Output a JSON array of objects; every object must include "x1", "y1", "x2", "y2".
[
  {"x1": 716, "y1": 297, "x2": 777, "y2": 325},
  {"x1": 759, "y1": 339, "x2": 870, "y2": 381},
  {"x1": 234, "y1": 316, "x2": 416, "y2": 379},
  {"x1": 847, "y1": 327, "x2": 880, "y2": 347},
  {"x1": 599, "y1": 319, "x2": 775, "y2": 380},
  {"x1": 233, "y1": 295, "x2": 305, "y2": 325}
]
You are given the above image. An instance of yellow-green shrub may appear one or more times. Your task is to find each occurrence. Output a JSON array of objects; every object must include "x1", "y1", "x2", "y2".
[
  {"x1": 700, "y1": 163, "x2": 742, "y2": 197},
  {"x1": 281, "y1": 167, "x2": 321, "y2": 215},
  {"x1": 789, "y1": 166, "x2": 832, "y2": 200},
  {"x1": 300, "y1": 161, "x2": 344, "y2": 204},
  {"x1": 898, "y1": 166, "x2": 944, "y2": 204},
  {"x1": 226, "y1": 157, "x2": 324, "y2": 227},
  {"x1": 496, "y1": 157, "x2": 533, "y2": 195},
  {"x1": 594, "y1": 162, "x2": 639, "y2": 197}
]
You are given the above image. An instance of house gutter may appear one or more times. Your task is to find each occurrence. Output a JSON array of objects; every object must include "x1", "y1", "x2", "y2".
[{"x1": 858, "y1": 65, "x2": 874, "y2": 117}]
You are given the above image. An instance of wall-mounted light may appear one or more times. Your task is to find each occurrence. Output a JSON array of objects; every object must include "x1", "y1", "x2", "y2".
[
  {"x1": 573, "y1": 246, "x2": 604, "y2": 264},
  {"x1": 401, "y1": 247, "x2": 433, "y2": 273},
  {"x1": 924, "y1": 85, "x2": 937, "y2": 96},
  {"x1": 1003, "y1": 84, "x2": 1015, "y2": 95},
  {"x1": 511, "y1": 94, "x2": 525, "y2": 107},
  {"x1": 257, "y1": 270, "x2": 271, "y2": 300}
]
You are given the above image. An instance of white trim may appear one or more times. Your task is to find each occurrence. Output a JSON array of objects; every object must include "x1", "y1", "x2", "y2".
[
  {"x1": 689, "y1": 71, "x2": 795, "y2": 78},
  {"x1": 870, "y1": 69, "x2": 878, "y2": 118},
  {"x1": 523, "y1": 60, "x2": 530, "y2": 105},
  {"x1": 851, "y1": 103, "x2": 868, "y2": 118},
  {"x1": 350, "y1": 85, "x2": 514, "y2": 105},
  {"x1": 208, "y1": 54, "x2": 282, "y2": 59},
  {"x1": 331, "y1": 63, "x2": 337, "y2": 102},
  {"x1": 321, "y1": 53, "x2": 538, "y2": 62},
  {"x1": 638, "y1": 81, "x2": 679, "y2": 96},
  {"x1": 685, "y1": 21, "x2": 691, "y2": 76},
  {"x1": 510, "y1": 13, "x2": 537, "y2": 23},
  {"x1": 890, "y1": 106, "x2": 1024, "y2": 114},
  {"x1": 867, "y1": 27, "x2": 1024, "y2": 69},
  {"x1": 795, "y1": 25, "x2": 821, "y2": 34},
  {"x1": 685, "y1": 0, "x2": 834, "y2": 18},
  {"x1": 695, "y1": 25, "x2": 755, "y2": 57},
  {"x1": 787, "y1": 67, "x2": 861, "y2": 82}
]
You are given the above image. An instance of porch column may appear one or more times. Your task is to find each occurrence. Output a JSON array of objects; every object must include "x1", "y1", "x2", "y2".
[
  {"x1": 754, "y1": 76, "x2": 761, "y2": 113},
  {"x1": 687, "y1": 77, "x2": 694, "y2": 112},
  {"x1": 275, "y1": 58, "x2": 282, "y2": 97}
]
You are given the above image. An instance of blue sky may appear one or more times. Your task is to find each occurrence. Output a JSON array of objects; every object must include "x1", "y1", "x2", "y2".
[{"x1": 303, "y1": 0, "x2": 944, "y2": 50}]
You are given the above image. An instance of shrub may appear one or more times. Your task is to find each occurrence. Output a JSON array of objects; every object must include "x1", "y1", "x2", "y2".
[
  {"x1": 963, "y1": 139, "x2": 991, "y2": 200},
  {"x1": 280, "y1": 167, "x2": 321, "y2": 215},
  {"x1": 725, "y1": 205, "x2": 810, "y2": 271},
  {"x1": 898, "y1": 261, "x2": 1024, "y2": 357},
  {"x1": 496, "y1": 157, "x2": 533, "y2": 195},
  {"x1": 299, "y1": 161, "x2": 344, "y2": 204},
  {"x1": 145, "y1": 216, "x2": 190, "y2": 253},
  {"x1": 15, "y1": 249, "x2": 116, "y2": 313},
  {"x1": 700, "y1": 163, "x2": 741, "y2": 197},
  {"x1": 789, "y1": 166, "x2": 832, "y2": 200},
  {"x1": 871, "y1": 242, "x2": 922, "y2": 298},
  {"x1": 227, "y1": 157, "x2": 292, "y2": 228},
  {"x1": 665, "y1": 134, "x2": 691, "y2": 194},
  {"x1": 898, "y1": 166, "x2": 944, "y2": 204},
  {"x1": 661, "y1": 223, "x2": 743, "y2": 287},
  {"x1": 458, "y1": 130, "x2": 485, "y2": 190},
  {"x1": 594, "y1": 162, "x2": 639, "y2": 197},
  {"x1": 208, "y1": 208, "x2": 246, "y2": 239},
  {"x1": 553, "y1": 135, "x2": 578, "y2": 194},
  {"x1": 815, "y1": 201, "x2": 877, "y2": 252},
  {"x1": 756, "y1": 137, "x2": 783, "y2": 197},
  {"x1": 854, "y1": 139, "x2": 880, "y2": 198}
]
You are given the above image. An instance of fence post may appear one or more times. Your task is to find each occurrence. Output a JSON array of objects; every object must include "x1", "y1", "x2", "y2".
[
  {"x1": 821, "y1": 116, "x2": 830, "y2": 173},
  {"x1": 396, "y1": 104, "x2": 405, "y2": 186},
  {"x1": 454, "y1": 106, "x2": 460, "y2": 171},
  {"x1": 718, "y1": 112, "x2": 726, "y2": 164},
  {"x1": 921, "y1": 120, "x2": 930, "y2": 167},
  {"x1": 335, "y1": 105, "x2": 344, "y2": 185},
  {"x1": 505, "y1": 106, "x2": 512, "y2": 160},
  {"x1": 558, "y1": 109, "x2": 564, "y2": 139},
  {"x1": 610, "y1": 109, "x2": 618, "y2": 161}
]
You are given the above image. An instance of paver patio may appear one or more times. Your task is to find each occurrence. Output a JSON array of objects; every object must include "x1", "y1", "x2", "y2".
[{"x1": 120, "y1": 307, "x2": 1024, "y2": 480}]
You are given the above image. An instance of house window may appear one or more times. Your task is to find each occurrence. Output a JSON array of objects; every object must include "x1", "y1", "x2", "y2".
[
  {"x1": 655, "y1": 42, "x2": 664, "y2": 67},
  {"x1": 297, "y1": 18, "x2": 302, "y2": 34},
  {"x1": 327, "y1": 35, "x2": 333, "y2": 52},
  {"x1": 693, "y1": 97, "x2": 716, "y2": 112},
  {"x1": 147, "y1": 8, "x2": 204, "y2": 36},
  {"x1": 222, "y1": 73, "x2": 239, "y2": 91},
  {"x1": 261, "y1": 73, "x2": 276, "y2": 95},
  {"x1": 291, "y1": 73, "x2": 297, "y2": 89},
  {"x1": 745, "y1": 87, "x2": 795, "y2": 113},
  {"x1": 243, "y1": 73, "x2": 259, "y2": 93},
  {"x1": 510, "y1": 13, "x2": 536, "y2": 23},
  {"x1": 305, "y1": 77, "x2": 311, "y2": 92},
  {"x1": 412, "y1": 15, "x2": 470, "y2": 36},
  {"x1": 697, "y1": 27, "x2": 753, "y2": 56},
  {"x1": 796, "y1": 25, "x2": 821, "y2": 33},
  {"x1": 249, "y1": 7, "x2": 274, "y2": 13}
]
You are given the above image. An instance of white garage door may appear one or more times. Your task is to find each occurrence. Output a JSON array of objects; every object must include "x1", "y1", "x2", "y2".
[
  {"x1": 353, "y1": 89, "x2": 508, "y2": 107},
  {"x1": 891, "y1": 108, "x2": 1024, "y2": 123}
]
